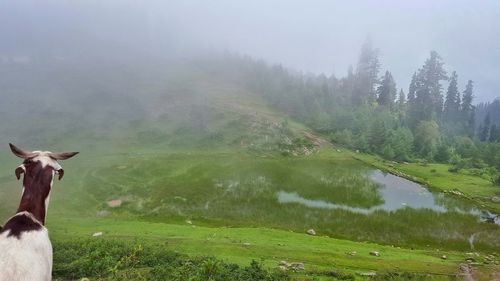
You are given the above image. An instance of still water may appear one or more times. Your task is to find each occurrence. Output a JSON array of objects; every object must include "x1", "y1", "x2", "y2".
[{"x1": 277, "y1": 170, "x2": 499, "y2": 224}]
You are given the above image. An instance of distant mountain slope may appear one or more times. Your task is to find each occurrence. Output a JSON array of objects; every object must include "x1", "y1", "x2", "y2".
[{"x1": 0, "y1": 57, "x2": 315, "y2": 153}]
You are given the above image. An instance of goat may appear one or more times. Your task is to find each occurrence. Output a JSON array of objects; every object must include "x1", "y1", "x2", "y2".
[{"x1": 0, "y1": 144, "x2": 78, "y2": 281}]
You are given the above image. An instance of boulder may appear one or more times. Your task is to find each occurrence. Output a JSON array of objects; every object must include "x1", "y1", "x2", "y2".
[
  {"x1": 491, "y1": 196, "x2": 500, "y2": 203},
  {"x1": 357, "y1": 271, "x2": 377, "y2": 277},
  {"x1": 306, "y1": 229, "x2": 316, "y2": 236},
  {"x1": 279, "y1": 260, "x2": 290, "y2": 267},
  {"x1": 289, "y1": 262, "x2": 305, "y2": 270},
  {"x1": 465, "y1": 257, "x2": 476, "y2": 262},
  {"x1": 278, "y1": 265, "x2": 287, "y2": 271},
  {"x1": 92, "y1": 232, "x2": 103, "y2": 237},
  {"x1": 441, "y1": 255, "x2": 447, "y2": 260},
  {"x1": 107, "y1": 199, "x2": 122, "y2": 208},
  {"x1": 369, "y1": 251, "x2": 380, "y2": 257}
]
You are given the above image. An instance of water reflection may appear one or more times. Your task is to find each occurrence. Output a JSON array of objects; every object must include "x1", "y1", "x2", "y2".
[{"x1": 277, "y1": 170, "x2": 499, "y2": 224}]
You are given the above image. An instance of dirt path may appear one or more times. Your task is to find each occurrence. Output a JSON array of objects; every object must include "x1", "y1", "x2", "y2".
[{"x1": 491, "y1": 271, "x2": 500, "y2": 281}]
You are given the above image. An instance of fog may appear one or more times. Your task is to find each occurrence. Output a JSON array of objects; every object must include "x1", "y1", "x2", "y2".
[{"x1": 1, "y1": 0, "x2": 499, "y2": 101}]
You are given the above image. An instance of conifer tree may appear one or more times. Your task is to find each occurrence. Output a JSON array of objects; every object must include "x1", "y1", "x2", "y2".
[
  {"x1": 461, "y1": 80, "x2": 475, "y2": 136},
  {"x1": 490, "y1": 124, "x2": 499, "y2": 142},
  {"x1": 352, "y1": 37, "x2": 380, "y2": 105},
  {"x1": 398, "y1": 89, "x2": 406, "y2": 110},
  {"x1": 407, "y1": 72, "x2": 417, "y2": 104},
  {"x1": 377, "y1": 71, "x2": 397, "y2": 108},
  {"x1": 443, "y1": 71, "x2": 460, "y2": 123},
  {"x1": 479, "y1": 113, "x2": 491, "y2": 141},
  {"x1": 408, "y1": 51, "x2": 447, "y2": 127}
]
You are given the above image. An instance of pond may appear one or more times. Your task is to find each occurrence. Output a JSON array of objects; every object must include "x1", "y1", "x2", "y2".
[{"x1": 277, "y1": 170, "x2": 499, "y2": 224}]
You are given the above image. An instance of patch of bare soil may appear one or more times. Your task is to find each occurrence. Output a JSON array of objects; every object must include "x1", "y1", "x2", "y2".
[{"x1": 303, "y1": 131, "x2": 331, "y2": 147}]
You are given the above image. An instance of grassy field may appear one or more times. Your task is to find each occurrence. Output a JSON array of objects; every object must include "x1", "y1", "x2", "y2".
[
  {"x1": 1, "y1": 144, "x2": 499, "y2": 279},
  {"x1": 22, "y1": 148, "x2": 493, "y2": 251},
  {"x1": 0, "y1": 62, "x2": 498, "y2": 280},
  {"x1": 49, "y1": 216, "x2": 479, "y2": 280},
  {"x1": 3, "y1": 146, "x2": 500, "y2": 280}
]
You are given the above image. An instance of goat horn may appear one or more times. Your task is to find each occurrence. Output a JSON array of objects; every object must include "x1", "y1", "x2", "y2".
[
  {"x1": 49, "y1": 152, "x2": 79, "y2": 160},
  {"x1": 9, "y1": 143, "x2": 37, "y2": 159}
]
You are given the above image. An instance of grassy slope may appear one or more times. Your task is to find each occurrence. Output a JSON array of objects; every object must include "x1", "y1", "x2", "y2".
[
  {"x1": 37, "y1": 147, "x2": 498, "y2": 279},
  {"x1": 49, "y1": 216, "x2": 465, "y2": 279},
  {"x1": 0, "y1": 61, "x2": 498, "y2": 279}
]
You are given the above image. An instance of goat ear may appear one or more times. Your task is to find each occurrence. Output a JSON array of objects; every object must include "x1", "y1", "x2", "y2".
[
  {"x1": 9, "y1": 143, "x2": 36, "y2": 159},
  {"x1": 49, "y1": 152, "x2": 79, "y2": 160},
  {"x1": 15, "y1": 166, "x2": 25, "y2": 180},
  {"x1": 57, "y1": 169, "x2": 64, "y2": 180}
]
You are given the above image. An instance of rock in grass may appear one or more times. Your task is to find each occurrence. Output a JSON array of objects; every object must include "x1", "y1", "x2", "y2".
[
  {"x1": 289, "y1": 262, "x2": 305, "y2": 270},
  {"x1": 369, "y1": 251, "x2": 380, "y2": 257},
  {"x1": 306, "y1": 229, "x2": 316, "y2": 236},
  {"x1": 491, "y1": 196, "x2": 500, "y2": 203},
  {"x1": 441, "y1": 255, "x2": 447, "y2": 260},
  {"x1": 278, "y1": 265, "x2": 287, "y2": 271},
  {"x1": 107, "y1": 199, "x2": 122, "y2": 208},
  {"x1": 465, "y1": 257, "x2": 476, "y2": 262},
  {"x1": 279, "y1": 260, "x2": 290, "y2": 267},
  {"x1": 92, "y1": 232, "x2": 103, "y2": 237},
  {"x1": 357, "y1": 271, "x2": 377, "y2": 277}
]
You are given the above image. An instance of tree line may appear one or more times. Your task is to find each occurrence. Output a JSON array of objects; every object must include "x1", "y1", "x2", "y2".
[{"x1": 198, "y1": 44, "x2": 500, "y2": 181}]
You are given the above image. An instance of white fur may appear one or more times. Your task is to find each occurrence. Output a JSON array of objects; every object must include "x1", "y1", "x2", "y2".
[
  {"x1": 0, "y1": 212, "x2": 52, "y2": 281},
  {"x1": 30, "y1": 152, "x2": 62, "y2": 171},
  {"x1": 44, "y1": 171, "x2": 54, "y2": 218}
]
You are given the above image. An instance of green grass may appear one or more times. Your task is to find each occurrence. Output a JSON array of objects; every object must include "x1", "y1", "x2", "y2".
[
  {"x1": 2, "y1": 145, "x2": 499, "y2": 280},
  {"x1": 49, "y1": 216, "x2": 469, "y2": 279},
  {"x1": 23, "y1": 147, "x2": 493, "y2": 253},
  {"x1": 0, "y1": 63, "x2": 498, "y2": 279}
]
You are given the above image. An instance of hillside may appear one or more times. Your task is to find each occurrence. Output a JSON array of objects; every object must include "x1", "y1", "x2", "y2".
[{"x1": 0, "y1": 58, "x2": 499, "y2": 280}]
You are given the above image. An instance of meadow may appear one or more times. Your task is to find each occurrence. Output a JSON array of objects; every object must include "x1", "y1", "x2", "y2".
[
  {"x1": 0, "y1": 60, "x2": 498, "y2": 280},
  {"x1": 3, "y1": 145, "x2": 498, "y2": 280}
]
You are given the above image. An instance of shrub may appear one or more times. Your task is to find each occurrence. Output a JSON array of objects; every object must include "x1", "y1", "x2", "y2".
[
  {"x1": 53, "y1": 239, "x2": 290, "y2": 281},
  {"x1": 492, "y1": 172, "x2": 500, "y2": 186},
  {"x1": 434, "y1": 144, "x2": 451, "y2": 163}
]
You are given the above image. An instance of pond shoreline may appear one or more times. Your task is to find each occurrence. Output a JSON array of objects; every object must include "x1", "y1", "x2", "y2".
[{"x1": 351, "y1": 153, "x2": 500, "y2": 217}]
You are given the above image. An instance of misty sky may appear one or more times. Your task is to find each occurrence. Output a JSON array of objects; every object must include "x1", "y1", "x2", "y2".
[{"x1": 1, "y1": 0, "x2": 499, "y2": 102}]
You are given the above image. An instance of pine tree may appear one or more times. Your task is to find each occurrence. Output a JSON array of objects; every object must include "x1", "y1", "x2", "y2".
[
  {"x1": 479, "y1": 114, "x2": 491, "y2": 141},
  {"x1": 406, "y1": 73, "x2": 418, "y2": 127},
  {"x1": 489, "y1": 124, "x2": 498, "y2": 142},
  {"x1": 407, "y1": 72, "x2": 417, "y2": 104},
  {"x1": 397, "y1": 89, "x2": 407, "y2": 125},
  {"x1": 461, "y1": 80, "x2": 475, "y2": 136},
  {"x1": 443, "y1": 71, "x2": 460, "y2": 123},
  {"x1": 352, "y1": 37, "x2": 380, "y2": 105},
  {"x1": 408, "y1": 51, "x2": 447, "y2": 127},
  {"x1": 398, "y1": 89, "x2": 406, "y2": 110},
  {"x1": 377, "y1": 71, "x2": 397, "y2": 108}
]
